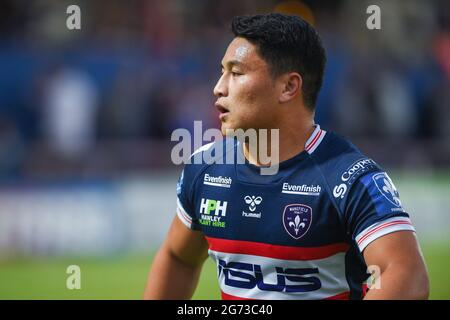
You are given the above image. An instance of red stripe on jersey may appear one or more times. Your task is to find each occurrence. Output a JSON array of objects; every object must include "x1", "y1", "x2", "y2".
[
  {"x1": 178, "y1": 207, "x2": 192, "y2": 223},
  {"x1": 206, "y1": 237, "x2": 349, "y2": 261},
  {"x1": 305, "y1": 129, "x2": 322, "y2": 151},
  {"x1": 323, "y1": 291, "x2": 350, "y2": 300},
  {"x1": 362, "y1": 283, "x2": 369, "y2": 297},
  {"x1": 357, "y1": 220, "x2": 412, "y2": 245}
]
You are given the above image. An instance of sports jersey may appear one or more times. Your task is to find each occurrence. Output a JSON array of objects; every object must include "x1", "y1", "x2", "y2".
[{"x1": 176, "y1": 125, "x2": 415, "y2": 300}]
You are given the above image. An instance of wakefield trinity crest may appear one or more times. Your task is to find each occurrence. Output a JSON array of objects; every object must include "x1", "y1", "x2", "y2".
[{"x1": 283, "y1": 204, "x2": 312, "y2": 239}]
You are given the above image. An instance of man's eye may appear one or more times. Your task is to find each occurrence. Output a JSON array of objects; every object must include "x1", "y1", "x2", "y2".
[{"x1": 231, "y1": 71, "x2": 242, "y2": 76}]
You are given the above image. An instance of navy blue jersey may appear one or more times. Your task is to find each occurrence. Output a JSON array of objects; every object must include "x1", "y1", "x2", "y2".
[{"x1": 176, "y1": 125, "x2": 415, "y2": 300}]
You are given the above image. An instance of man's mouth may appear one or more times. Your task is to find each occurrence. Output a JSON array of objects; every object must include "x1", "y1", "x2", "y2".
[{"x1": 215, "y1": 102, "x2": 229, "y2": 119}]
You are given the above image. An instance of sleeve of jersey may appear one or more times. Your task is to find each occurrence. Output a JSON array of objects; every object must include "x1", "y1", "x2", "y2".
[
  {"x1": 176, "y1": 167, "x2": 201, "y2": 231},
  {"x1": 344, "y1": 171, "x2": 416, "y2": 252}
]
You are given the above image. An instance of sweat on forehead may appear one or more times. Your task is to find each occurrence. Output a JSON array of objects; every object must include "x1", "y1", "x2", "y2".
[{"x1": 235, "y1": 46, "x2": 250, "y2": 59}]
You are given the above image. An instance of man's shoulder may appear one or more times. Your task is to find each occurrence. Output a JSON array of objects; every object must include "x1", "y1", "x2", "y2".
[
  {"x1": 311, "y1": 131, "x2": 383, "y2": 199},
  {"x1": 180, "y1": 138, "x2": 236, "y2": 182}
]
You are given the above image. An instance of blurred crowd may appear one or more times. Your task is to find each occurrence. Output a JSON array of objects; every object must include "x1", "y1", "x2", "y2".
[{"x1": 0, "y1": 0, "x2": 449, "y2": 178}]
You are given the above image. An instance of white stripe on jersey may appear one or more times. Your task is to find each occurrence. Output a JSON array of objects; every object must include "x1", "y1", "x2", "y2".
[
  {"x1": 305, "y1": 125, "x2": 326, "y2": 154},
  {"x1": 307, "y1": 129, "x2": 326, "y2": 154},
  {"x1": 355, "y1": 216, "x2": 415, "y2": 252},
  {"x1": 176, "y1": 198, "x2": 193, "y2": 229}
]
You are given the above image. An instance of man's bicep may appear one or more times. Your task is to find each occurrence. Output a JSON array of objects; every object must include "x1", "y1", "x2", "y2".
[
  {"x1": 162, "y1": 215, "x2": 209, "y2": 267},
  {"x1": 362, "y1": 230, "x2": 430, "y2": 299},
  {"x1": 363, "y1": 230, "x2": 424, "y2": 271}
]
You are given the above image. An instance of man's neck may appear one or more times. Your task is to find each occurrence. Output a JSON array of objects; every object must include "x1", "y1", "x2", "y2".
[{"x1": 243, "y1": 119, "x2": 315, "y2": 167}]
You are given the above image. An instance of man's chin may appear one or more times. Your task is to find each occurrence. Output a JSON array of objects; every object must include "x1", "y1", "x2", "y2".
[
  {"x1": 222, "y1": 123, "x2": 253, "y2": 137},
  {"x1": 221, "y1": 122, "x2": 233, "y2": 136},
  {"x1": 221, "y1": 123, "x2": 241, "y2": 136}
]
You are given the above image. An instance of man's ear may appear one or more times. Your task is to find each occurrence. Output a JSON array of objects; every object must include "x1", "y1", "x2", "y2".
[{"x1": 279, "y1": 72, "x2": 302, "y2": 103}]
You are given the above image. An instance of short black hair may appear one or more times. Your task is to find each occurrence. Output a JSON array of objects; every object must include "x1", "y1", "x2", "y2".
[{"x1": 231, "y1": 13, "x2": 326, "y2": 111}]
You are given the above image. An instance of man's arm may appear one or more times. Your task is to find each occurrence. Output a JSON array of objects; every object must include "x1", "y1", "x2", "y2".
[
  {"x1": 363, "y1": 231, "x2": 429, "y2": 300},
  {"x1": 143, "y1": 216, "x2": 209, "y2": 299}
]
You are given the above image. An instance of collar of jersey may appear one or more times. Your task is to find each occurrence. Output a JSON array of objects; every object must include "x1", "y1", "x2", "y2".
[{"x1": 234, "y1": 125, "x2": 323, "y2": 185}]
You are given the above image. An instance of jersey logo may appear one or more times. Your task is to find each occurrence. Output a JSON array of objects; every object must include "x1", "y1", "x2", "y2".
[
  {"x1": 281, "y1": 183, "x2": 321, "y2": 196},
  {"x1": 333, "y1": 183, "x2": 347, "y2": 199},
  {"x1": 199, "y1": 198, "x2": 228, "y2": 228},
  {"x1": 200, "y1": 198, "x2": 228, "y2": 216},
  {"x1": 282, "y1": 204, "x2": 312, "y2": 240},
  {"x1": 244, "y1": 196, "x2": 262, "y2": 212},
  {"x1": 372, "y1": 173, "x2": 402, "y2": 207},
  {"x1": 217, "y1": 259, "x2": 321, "y2": 293},
  {"x1": 333, "y1": 158, "x2": 378, "y2": 199},
  {"x1": 242, "y1": 196, "x2": 263, "y2": 218},
  {"x1": 203, "y1": 174, "x2": 232, "y2": 188}
]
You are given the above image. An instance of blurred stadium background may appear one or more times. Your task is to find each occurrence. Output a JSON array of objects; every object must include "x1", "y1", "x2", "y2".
[{"x1": 0, "y1": 0, "x2": 449, "y2": 299}]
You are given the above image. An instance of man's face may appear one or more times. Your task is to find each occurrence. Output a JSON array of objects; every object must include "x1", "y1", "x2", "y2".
[{"x1": 214, "y1": 37, "x2": 281, "y2": 135}]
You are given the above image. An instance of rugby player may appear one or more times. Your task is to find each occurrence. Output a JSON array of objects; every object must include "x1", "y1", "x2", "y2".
[{"x1": 144, "y1": 13, "x2": 429, "y2": 300}]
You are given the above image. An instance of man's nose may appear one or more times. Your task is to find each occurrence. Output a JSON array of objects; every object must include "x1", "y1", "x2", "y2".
[{"x1": 213, "y1": 74, "x2": 228, "y2": 97}]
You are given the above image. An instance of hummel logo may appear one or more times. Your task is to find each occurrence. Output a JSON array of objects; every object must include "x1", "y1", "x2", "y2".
[{"x1": 242, "y1": 196, "x2": 262, "y2": 219}]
